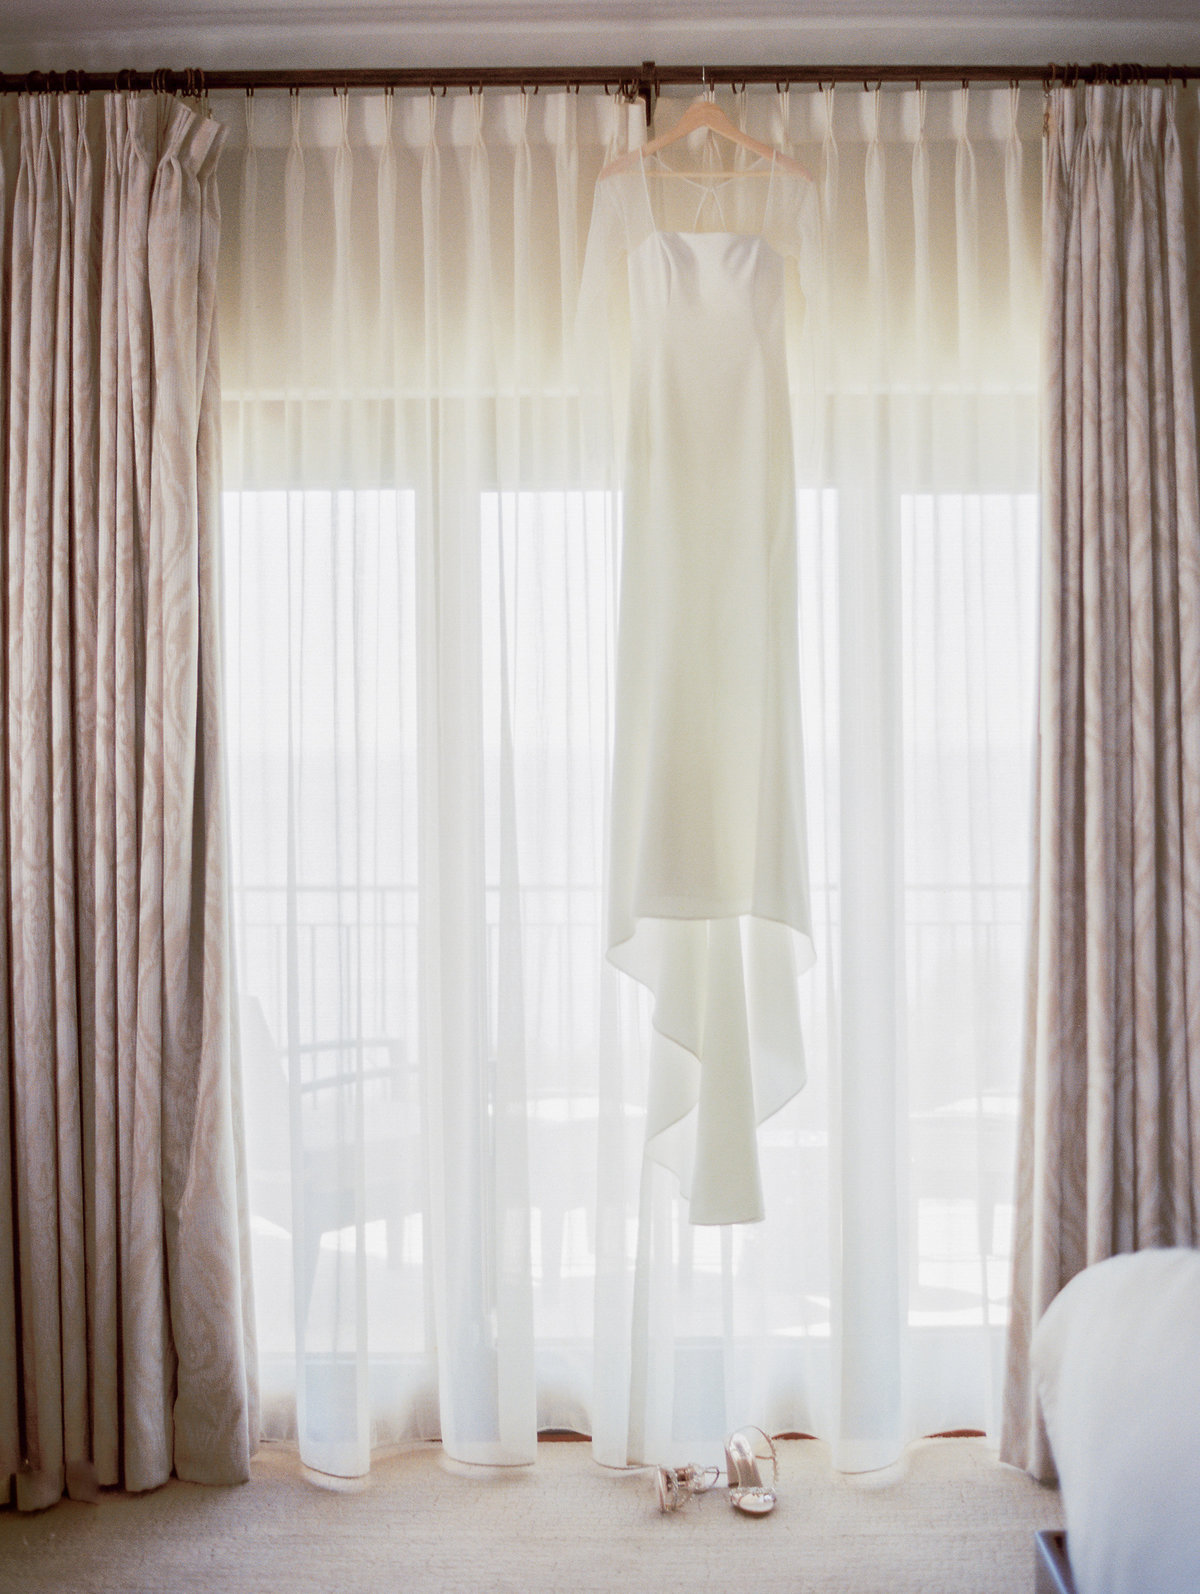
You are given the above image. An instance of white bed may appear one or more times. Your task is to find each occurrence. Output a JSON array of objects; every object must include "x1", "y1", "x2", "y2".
[{"x1": 1031, "y1": 1247, "x2": 1200, "y2": 1594}]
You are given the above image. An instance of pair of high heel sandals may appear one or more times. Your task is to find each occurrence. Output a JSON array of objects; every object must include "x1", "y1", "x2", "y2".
[{"x1": 655, "y1": 1427, "x2": 778, "y2": 1517}]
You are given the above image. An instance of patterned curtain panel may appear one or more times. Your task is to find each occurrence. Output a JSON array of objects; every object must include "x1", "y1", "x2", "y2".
[
  {"x1": 0, "y1": 91, "x2": 256, "y2": 1510},
  {"x1": 1001, "y1": 82, "x2": 1200, "y2": 1478}
]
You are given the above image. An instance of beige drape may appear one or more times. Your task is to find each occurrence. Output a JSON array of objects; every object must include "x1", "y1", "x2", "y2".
[
  {"x1": 1001, "y1": 82, "x2": 1200, "y2": 1477},
  {"x1": 0, "y1": 92, "x2": 256, "y2": 1510}
]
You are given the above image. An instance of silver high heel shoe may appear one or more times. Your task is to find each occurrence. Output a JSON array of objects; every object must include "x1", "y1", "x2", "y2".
[
  {"x1": 655, "y1": 1462, "x2": 719, "y2": 1513},
  {"x1": 724, "y1": 1428, "x2": 778, "y2": 1516}
]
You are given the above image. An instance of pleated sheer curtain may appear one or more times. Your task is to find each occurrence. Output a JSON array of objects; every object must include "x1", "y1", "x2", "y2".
[{"x1": 215, "y1": 82, "x2": 1041, "y2": 1477}]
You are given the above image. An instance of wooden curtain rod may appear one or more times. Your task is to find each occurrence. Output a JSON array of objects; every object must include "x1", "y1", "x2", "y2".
[{"x1": 2, "y1": 61, "x2": 1195, "y2": 126}]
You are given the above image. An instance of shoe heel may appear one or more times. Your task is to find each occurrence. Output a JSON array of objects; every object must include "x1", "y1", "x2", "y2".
[{"x1": 655, "y1": 1467, "x2": 677, "y2": 1512}]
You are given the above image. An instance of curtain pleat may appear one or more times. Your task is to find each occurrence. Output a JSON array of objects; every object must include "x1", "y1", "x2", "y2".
[
  {"x1": 218, "y1": 84, "x2": 1040, "y2": 1478},
  {"x1": 1, "y1": 90, "x2": 256, "y2": 1511},
  {"x1": 1001, "y1": 81, "x2": 1200, "y2": 1479}
]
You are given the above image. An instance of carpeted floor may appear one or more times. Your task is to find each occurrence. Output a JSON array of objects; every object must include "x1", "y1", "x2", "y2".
[{"x1": 0, "y1": 1436, "x2": 1062, "y2": 1594}]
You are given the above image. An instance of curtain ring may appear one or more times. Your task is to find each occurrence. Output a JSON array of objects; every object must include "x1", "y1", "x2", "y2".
[{"x1": 775, "y1": 80, "x2": 790, "y2": 142}]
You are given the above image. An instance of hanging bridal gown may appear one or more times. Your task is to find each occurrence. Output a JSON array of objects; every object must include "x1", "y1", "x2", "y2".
[{"x1": 581, "y1": 148, "x2": 819, "y2": 1225}]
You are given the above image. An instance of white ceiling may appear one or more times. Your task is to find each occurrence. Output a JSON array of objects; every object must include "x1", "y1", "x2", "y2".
[{"x1": 4, "y1": 0, "x2": 1200, "y2": 74}]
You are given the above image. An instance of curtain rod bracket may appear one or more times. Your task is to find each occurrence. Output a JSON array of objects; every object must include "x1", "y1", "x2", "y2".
[{"x1": 636, "y1": 60, "x2": 658, "y2": 127}]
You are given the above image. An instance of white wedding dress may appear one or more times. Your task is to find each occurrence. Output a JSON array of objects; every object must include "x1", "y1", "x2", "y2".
[{"x1": 581, "y1": 149, "x2": 818, "y2": 1224}]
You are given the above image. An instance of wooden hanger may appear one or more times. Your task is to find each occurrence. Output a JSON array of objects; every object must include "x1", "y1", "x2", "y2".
[{"x1": 600, "y1": 97, "x2": 811, "y2": 181}]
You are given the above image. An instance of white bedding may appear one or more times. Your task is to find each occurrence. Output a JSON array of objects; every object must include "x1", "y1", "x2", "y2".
[{"x1": 1032, "y1": 1247, "x2": 1200, "y2": 1594}]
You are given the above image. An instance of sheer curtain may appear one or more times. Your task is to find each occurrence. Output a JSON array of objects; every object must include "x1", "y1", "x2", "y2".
[{"x1": 214, "y1": 82, "x2": 1040, "y2": 1478}]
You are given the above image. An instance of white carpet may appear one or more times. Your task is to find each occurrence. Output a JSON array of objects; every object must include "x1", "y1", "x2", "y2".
[{"x1": 0, "y1": 1436, "x2": 1062, "y2": 1594}]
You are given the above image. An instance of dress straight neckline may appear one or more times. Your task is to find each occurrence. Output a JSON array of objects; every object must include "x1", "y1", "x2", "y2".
[{"x1": 636, "y1": 147, "x2": 780, "y2": 235}]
